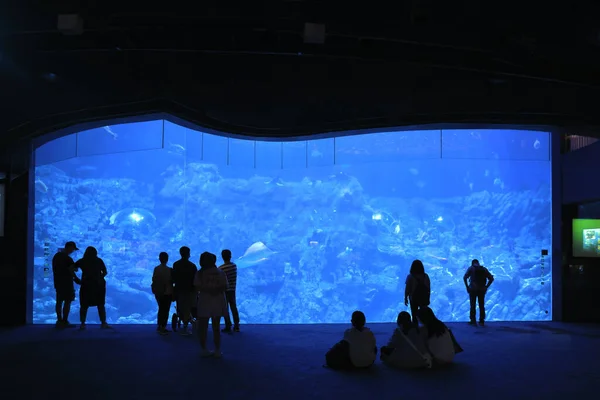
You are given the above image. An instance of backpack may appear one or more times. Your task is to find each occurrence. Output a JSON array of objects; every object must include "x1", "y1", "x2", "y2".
[
  {"x1": 471, "y1": 266, "x2": 487, "y2": 287},
  {"x1": 411, "y1": 275, "x2": 430, "y2": 306}
]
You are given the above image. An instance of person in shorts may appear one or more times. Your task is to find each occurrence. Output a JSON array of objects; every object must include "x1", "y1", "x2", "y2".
[{"x1": 52, "y1": 241, "x2": 81, "y2": 328}]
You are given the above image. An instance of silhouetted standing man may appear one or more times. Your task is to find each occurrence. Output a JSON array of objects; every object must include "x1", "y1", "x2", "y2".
[
  {"x1": 463, "y1": 259, "x2": 494, "y2": 326},
  {"x1": 219, "y1": 249, "x2": 240, "y2": 333},
  {"x1": 172, "y1": 246, "x2": 198, "y2": 335},
  {"x1": 52, "y1": 241, "x2": 80, "y2": 328}
]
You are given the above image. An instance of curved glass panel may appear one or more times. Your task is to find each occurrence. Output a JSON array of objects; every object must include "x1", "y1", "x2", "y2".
[
  {"x1": 35, "y1": 134, "x2": 77, "y2": 166},
  {"x1": 77, "y1": 121, "x2": 164, "y2": 157},
  {"x1": 32, "y1": 122, "x2": 552, "y2": 324}
]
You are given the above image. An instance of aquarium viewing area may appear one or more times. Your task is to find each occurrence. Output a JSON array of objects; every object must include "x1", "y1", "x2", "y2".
[{"x1": 32, "y1": 119, "x2": 553, "y2": 325}]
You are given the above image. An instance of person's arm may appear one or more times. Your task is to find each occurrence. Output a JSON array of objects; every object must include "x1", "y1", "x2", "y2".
[
  {"x1": 222, "y1": 271, "x2": 229, "y2": 292},
  {"x1": 463, "y1": 268, "x2": 471, "y2": 291},
  {"x1": 171, "y1": 264, "x2": 178, "y2": 286},
  {"x1": 70, "y1": 260, "x2": 81, "y2": 285},
  {"x1": 151, "y1": 269, "x2": 158, "y2": 294},
  {"x1": 100, "y1": 260, "x2": 108, "y2": 278},
  {"x1": 404, "y1": 275, "x2": 411, "y2": 305},
  {"x1": 485, "y1": 269, "x2": 495, "y2": 289},
  {"x1": 371, "y1": 331, "x2": 377, "y2": 354}
]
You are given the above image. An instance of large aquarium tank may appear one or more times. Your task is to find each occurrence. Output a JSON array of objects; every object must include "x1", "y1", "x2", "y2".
[{"x1": 32, "y1": 121, "x2": 552, "y2": 324}]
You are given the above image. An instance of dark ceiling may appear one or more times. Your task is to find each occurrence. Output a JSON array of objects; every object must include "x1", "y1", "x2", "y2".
[{"x1": 3, "y1": 1, "x2": 600, "y2": 149}]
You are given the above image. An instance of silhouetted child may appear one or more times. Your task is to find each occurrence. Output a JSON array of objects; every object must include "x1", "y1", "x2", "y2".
[
  {"x1": 324, "y1": 311, "x2": 377, "y2": 370},
  {"x1": 380, "y1": 311, "x2": 432, "y2": 369}
]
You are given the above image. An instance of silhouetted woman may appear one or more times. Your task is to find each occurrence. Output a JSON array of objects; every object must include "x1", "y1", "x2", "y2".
[
  {"x1": 194, "y1": 252, "x2": 228, "y2": 358},
  {"x1": 404, "y1": 259, "x2": 431, "y2": 328},
  {"x1": 418, "y1": 307, "x2": 457, "y2": 365},
  {"x1": 75, "y1": 246, "x2": 109, "y2": 330}
]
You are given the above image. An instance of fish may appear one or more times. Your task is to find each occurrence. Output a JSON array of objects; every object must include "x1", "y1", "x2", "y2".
[
  {"x1": 426, "y1": 254, "x2": 449, "y2": 264},
  {"x1": 167, "y1": 142, "x2": 186, "y2": 155},
  {"x1": 35, "y1": 179, "x2": 48, "y2": 193},
  {"x1": 265, "y1": 177, "x2": 285, "y2": 186},
  {"x1": 103, "y1": 126, "x2": 118, "y2": 140},
  {"x1": 236, "y1": 241, "x2": 275, "y2": 269}
]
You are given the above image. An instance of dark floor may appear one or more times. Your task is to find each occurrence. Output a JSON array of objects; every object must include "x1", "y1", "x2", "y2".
[{"x1": 1, "y1": 322, "x2": 599, "y2": 399}]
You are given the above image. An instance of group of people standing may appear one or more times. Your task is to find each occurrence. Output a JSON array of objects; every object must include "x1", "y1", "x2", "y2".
[
  {"x1": 52, "y1": 240, "x2": 494, "y2": 363},
  {"x1": 151, "y1": 247, "x2": 240, "y2": 358},
  {"x1": 404, "y1": 259, "x2": 495, "y2": 327},
  {"x1": 52, "y1": 241, "x2": 110, "y2": 330}
]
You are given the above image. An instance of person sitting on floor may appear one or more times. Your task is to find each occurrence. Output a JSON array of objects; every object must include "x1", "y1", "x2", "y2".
[
  {"x1": 380, "y1": 311, "x2": 432, "y2": 369},
  {"x1": 419, "y1": 307, "x2": 456, "y2": 366},
  {"x1": 325, "y1": 310, "x2": 377, "y2": 370}
]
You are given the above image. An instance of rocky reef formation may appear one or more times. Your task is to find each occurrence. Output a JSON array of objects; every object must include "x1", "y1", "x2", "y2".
[{"x1": 33, "y1": 161, "x2": 552, "y2": 324}]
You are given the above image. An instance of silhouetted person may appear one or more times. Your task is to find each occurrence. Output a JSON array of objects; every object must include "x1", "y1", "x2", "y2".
[
  {"x1": 74, "y1": 246, "x2": 109, "y2": 330},
  {"x1": 219, "y1": 249, "x2": 240, "y2": 333},
  {"x1": 380, "y1": 311, "x2": 432, "y2": 369},
  {"x1": 404, "y1": 259, "x2": 431, "y2": 328},
  {"x1": 52, "y1": 241, "x2": 80, "y2": 328},
  {"x1": 172, "y1": 246, "x2": 198, "y2": 335},
  {"x1": 418, "y1": 307, "x2": 457, "y2": 366},
  {"x1": 194, "y1": 251, "x2": 228, "y2": 358},
  {"x1": 152, "y1": 252, "x2": 173, "y2": 335},
  {"x1": 324, "y1": 310, "x2": 377, "y2": 370},
  {"x1": 463, "y1": 259, "x2": 494, "y2": 326}
]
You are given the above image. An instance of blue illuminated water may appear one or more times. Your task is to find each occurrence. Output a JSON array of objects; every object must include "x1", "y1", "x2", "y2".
[{"x1": 32, "y1": 121, "x2": 552, "y2": 324}]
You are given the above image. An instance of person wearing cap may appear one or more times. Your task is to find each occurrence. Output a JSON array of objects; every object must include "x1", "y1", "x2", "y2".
[
  {"x1": 463, "y1": 259, "x2": 495, "y2": 326},
  {"x1": 51, "y1": 241, "x2": 81, "y2": 328}
]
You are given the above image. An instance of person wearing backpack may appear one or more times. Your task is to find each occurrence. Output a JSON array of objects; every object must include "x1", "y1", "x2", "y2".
[
  {"x1": 463, "y1": 259, "x2": 494, "y2": 326},
  {"x1": 404, "y1": 259, "x2": 431, "y2": 328}
]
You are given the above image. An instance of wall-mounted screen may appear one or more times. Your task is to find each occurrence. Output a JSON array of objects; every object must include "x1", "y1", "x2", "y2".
[{"x1": 572, "y1": 219, "x2": 600, "y2": 257}]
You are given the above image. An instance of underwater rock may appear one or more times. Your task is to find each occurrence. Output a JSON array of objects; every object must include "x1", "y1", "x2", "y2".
[{"x1": 32, "y1": 153, "x2": 552, "y2": 324}]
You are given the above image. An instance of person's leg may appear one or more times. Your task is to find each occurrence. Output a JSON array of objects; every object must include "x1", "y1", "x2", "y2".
[
  {"x1": 229, "y1": 291, "x2": 240, "y2": 330},
  {"x1": 410, "y1": 301, "x2": 420, "y2": 327},
  {"x1": 211, "y1": 316, "x2": 222, "y2": 356},
  {"x1": 477, "y1": 292, "x2": 486, "y2": 324},
  {"x1": 55, "y1": 298, "x2": 63, "y2": 324},
  {"x1": 62, "y1": 300, "x2": 72, "y2": 324},
  {"x1": 197, "y1": 317, "x2": 210, "y2": 355},
  {"x1": 159, "y1": 296, "x2": 171, "y2": 328},
  {"x1": 179, "y1": 292, "x2": 192, "y2": 330},
  {"x1": 157, "y1": 296, "x2": 169, "y2": 331},
  {"x1": 98, "y1": 304, "x2": 108, "y2": 325},
  {"x1": 469, "y1": 292, "x2": 477, "y2": 323},
  {"x1": 80, "y1": 305, "x2": 88, "y2": 325},
  {"x1": 155, "y1": 295, "x2": 161, "y2": 330},
  {"x1": 222, "y1": 292, "x2": 233, "y2": 331}
]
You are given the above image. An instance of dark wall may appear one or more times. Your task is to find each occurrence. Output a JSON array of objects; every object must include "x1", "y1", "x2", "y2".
[
  {"x1": 0, "y1": 143, "x2": 32, "y2": 326},
  {"x1": 561, "y1": 204, "x2": 600, "y2": 322},
  {"x1": 562, "y1": 141, "x2": 600, "y2": 204},
  {"x1": 551, "y1": 132, "x2": 563, "y2": 321},
  {"x1": 560, "y1": 142, "x2": 600, "y2": 322}
]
